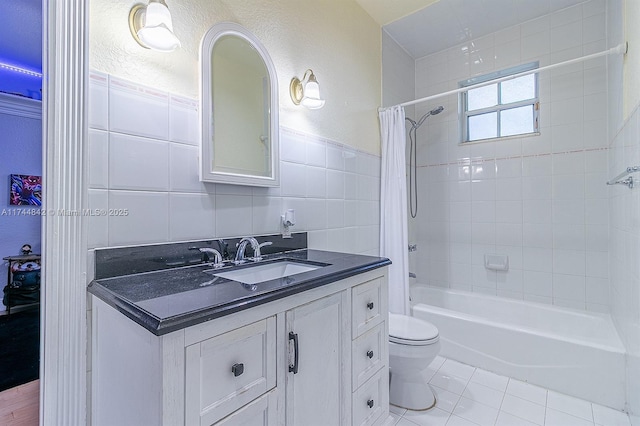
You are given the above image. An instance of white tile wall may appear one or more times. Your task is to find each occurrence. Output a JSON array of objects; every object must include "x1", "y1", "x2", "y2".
[
  {"x1": 108, "y1": 133, "x2": 170, "y2": 191},
  {"x1": 88, "y1": 72, "x2": 108, "y2": 130},
  {"x1": 87, "y1": 71, "x2": 380, "y2": 255},
  {"x1": 108, "y1": 77, "x2": 169, "y2": 140},
  {"x1": 168, "y1": 193, "x2": 216, "y2": 241},
  {"x1": 108, "y1": 190, "x2": 170, "y2": 245},
  {"x1": 88, "y1": 129, "x2": 109, "y2": 189},
  {"x1": 607, "y1": 0, "x2": 640, "y2": 420},
  {"x1": 609, "y1": 74, "x2": 640, "y2": 425},
  {"x1": 411, "y1": 0, "x2": 608, "y2": 312},
  {"x1": 168, "y1": 95, "x2": 198, "y2": 146}
]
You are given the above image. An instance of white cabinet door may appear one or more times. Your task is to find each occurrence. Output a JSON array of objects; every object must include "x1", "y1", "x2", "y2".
[
  {"x1": 285, "y1": 291, "x2": 349, "y2": 426},
  {"x1": 185, "y1": 317, "x2": 276, "y2": 426}
]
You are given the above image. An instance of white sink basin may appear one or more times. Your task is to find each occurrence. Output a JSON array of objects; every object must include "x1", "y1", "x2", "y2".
[{"x1": 211, "y1": 261, "x2": 321, "y2": 285}]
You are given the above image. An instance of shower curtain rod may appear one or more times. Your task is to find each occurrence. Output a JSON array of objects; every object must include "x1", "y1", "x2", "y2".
[{"x1": 379, "y1": 42, "x2": 628, "y2": 111}]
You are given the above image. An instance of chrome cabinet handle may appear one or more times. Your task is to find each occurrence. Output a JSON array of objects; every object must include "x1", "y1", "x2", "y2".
[
  {"x1": 367, "y1": 302, "x2": 374, "y2": 310},
  {"x1": 367, "y1": 350, "x2": 374, "y2": 359},
  {"x1": 289, "y1": 332, "x2": 299, "y2": 374},
  {"x1": 367, "y1": 399, "x2": 374, "y2": 408}
]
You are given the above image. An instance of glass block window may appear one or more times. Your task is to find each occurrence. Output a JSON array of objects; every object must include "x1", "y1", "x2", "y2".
[{"x1": 460, "y1": 62, "x2": 539, "y2": 143}]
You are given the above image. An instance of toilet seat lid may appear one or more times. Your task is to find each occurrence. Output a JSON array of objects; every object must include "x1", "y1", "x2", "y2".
[{"x1": 389, "y1": 313, "x2": 439, "y2": 344}]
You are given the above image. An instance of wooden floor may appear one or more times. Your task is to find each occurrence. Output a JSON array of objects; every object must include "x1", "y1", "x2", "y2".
[{"x1": 0, "y1": 380, "x2": 39, "y2": 425}]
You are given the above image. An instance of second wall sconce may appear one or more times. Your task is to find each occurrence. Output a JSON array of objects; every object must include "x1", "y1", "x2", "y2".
[
  {"x1": 290, "y1": 69, "x2": 325, "y2": 109},
  {"x1": 129, "y1": 0, "x2": 181, "y2": 52}
]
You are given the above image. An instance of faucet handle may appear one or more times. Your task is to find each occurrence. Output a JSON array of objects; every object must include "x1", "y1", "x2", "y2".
[
  {"x1": 199, "y1": 248, "x2": 225, "y2": 268},
  {"x1": 250, "y1": 241, "x2": 272, "y2": 261},
  {"x1": 217, "y1": 239, "x2": 230, "y2": 260}
]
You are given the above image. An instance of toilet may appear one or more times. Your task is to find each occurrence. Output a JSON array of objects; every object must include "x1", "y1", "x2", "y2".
[{"x1": 388, "y1": 313, "x2": 441, "y2": 410}]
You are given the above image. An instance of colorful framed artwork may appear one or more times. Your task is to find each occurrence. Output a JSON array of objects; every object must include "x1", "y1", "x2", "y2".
[{"x1": 9, "y1": 174, "x2": 42, "y2": 206}]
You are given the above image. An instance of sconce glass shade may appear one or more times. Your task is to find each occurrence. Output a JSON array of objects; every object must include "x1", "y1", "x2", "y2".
[
  {"x1": 290, "y1": 69, "x2": 325, "y2": 109},
  {"x1": 129, "y1": 0, "x2": 181, "y2": 52}
]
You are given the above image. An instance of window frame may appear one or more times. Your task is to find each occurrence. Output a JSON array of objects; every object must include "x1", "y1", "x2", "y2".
[{"x1": 460, "y1": 61, "x2": 540, "y2": 143}]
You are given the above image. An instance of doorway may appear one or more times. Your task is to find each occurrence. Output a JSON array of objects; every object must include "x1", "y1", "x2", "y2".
[{"x1": 0, "y1": 0, "x2": 43, "y2": 423}]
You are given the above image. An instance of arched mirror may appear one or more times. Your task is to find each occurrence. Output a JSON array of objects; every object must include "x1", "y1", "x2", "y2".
[{"x1": 200, "y1": 22, "x2": 279, "y2": 186}]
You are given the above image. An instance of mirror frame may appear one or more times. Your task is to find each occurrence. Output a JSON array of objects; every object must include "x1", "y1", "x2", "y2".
[{"x1": 200, "y1": 22, "x2": 279, "y2": 187}]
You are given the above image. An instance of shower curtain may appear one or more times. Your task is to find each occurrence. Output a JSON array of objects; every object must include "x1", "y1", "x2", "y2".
[{"x1": 379, "y1": 106, "x2": 410, "y2": 315}]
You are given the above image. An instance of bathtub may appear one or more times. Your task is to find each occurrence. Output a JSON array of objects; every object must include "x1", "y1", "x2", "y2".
[{"x1": 411, "y1": 285, "x2": 626, "y2": 410}]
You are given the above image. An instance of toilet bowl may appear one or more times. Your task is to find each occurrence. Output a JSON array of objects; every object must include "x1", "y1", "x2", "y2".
[{"x1": 388, "y1": 313, "x2": 441, "y2": 410}]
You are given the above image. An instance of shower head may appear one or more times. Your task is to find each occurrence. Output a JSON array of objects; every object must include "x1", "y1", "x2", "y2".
[
  {"x1": 412, "y1": 105, "x2": 445, "y2": 129},
  {"x1": 430, "y1": 106, "x2": 444, "y2": 116},
  {"x1": 405, "y1": 105, "x2": 445, "y2": 129}
]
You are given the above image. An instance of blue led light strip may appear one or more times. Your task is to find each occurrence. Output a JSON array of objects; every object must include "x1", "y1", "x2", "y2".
[{"x1": 0, "y1": 62, "x2": 43, "y2": 78}]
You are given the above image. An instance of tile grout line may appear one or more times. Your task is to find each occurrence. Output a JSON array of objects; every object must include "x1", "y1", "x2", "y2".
[
  {"x1": 495, "y1": 377, "x2": 510, "y2": 425},
  {"x1": 543, "y1": 386, "x2": 548, "y2": 426}
]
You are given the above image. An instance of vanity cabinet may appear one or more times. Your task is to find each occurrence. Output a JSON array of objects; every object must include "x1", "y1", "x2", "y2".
[
  {"x1": 91, "y1": 267, "x2": 389, "y2": 426},
  {"x1": 285, "y1": 292, "x2": 349, "y2": 426}
]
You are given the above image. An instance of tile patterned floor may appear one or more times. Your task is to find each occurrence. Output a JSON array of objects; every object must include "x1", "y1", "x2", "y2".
[{"x1": 388, "y1": 356, "x2": 631, "y2": 426}]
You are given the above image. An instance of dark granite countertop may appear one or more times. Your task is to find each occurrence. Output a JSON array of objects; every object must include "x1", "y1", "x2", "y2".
[{"x1": 88, "y1": 249, "x2": 390, "y2": 336}]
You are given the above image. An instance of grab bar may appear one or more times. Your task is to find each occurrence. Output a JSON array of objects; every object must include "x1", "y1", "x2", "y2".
[{"x1": 607, "y1": 166, "x2": 640, "y2": 189}]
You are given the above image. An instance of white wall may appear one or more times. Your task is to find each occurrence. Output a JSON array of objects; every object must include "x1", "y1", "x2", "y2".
[
  {"x1": 623, "y1": 0, "x2": 640, "y2": 116},
  {"x1": 89, "y1": 0, "x2": 381, "y2": 155},
  {"x1": 608, "y1": 0, "x2": 640, "y2": 421},
  {"x1": 381, "y1": 31, "x2": 415, "y2": 109},
  {"x1": 411, "y1": 0, "x2": 609, "y2": 312},
  {"x1": 609, "y1": 96, "x2": 640, "y2": 424},
  {"x1": 87, "y1": 0, "x2": 383, "y2": 255},
  {"x1": 87, "y1": 0, "x2": 384, "y2": 255},
  {"x1": 381, "y1": 31, "x2": 418, "y2": 282},
  {"x1": 87, "y1": 71, "x2": 381, "y2": 256},
  {"x1": 0, "y1": 100, "x2": 42, "y2": 304}
]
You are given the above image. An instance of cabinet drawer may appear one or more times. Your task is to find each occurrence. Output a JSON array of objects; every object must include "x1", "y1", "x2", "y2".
[
  {"x1": 352, "y1": 277, "x2": 383, "y2": 337},
  {"x1": 185, "y1": 317, "x2": 276, "y2": 426},
  {"x1": 352, "y1": 322, "x2": 387, "y2": 389},
  {"x1": 214, "y1": 389, "x2": 278, "y2": 426},
  {"x1": 352, "y1": 369, "x2": 388, "y2": 426}
]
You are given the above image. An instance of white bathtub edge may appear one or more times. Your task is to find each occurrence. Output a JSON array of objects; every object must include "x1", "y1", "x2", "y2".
[{"x1": 411, "y1": 286, "x2": 627, "y2": 410}]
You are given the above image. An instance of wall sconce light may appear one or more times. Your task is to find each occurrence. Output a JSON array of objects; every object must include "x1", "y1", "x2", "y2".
[
  {"x1": 290, "y1": 69, "x2": 325, "y2": 109},
  {"x1": 129, "y1": 0, "x2": 181, "y2": 52}
]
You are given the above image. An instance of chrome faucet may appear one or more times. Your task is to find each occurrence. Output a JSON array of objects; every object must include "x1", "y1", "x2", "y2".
[
  {"x1": 234, "y1": 237, "x2": 259, "y2": 264},
  {"x1": 234, "y1": 237, "x2": 273, "y2": 264},
  {"x1": 198, "y1": 248, "x2": 225, "y2": 268}
]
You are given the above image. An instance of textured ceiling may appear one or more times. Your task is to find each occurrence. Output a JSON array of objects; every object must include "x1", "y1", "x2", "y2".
[
  {"x1": 355, "y1": 0, "x2": 440, "y2": 26},
  {"x1": 0, "y1": 0, "x2": 590, "y2": 73},
  {"x1": 0, "y1": 0, "x2": 42, "y2": 71},
  {"x1": 383, "y1": 0, "x2": 588, "y2": 59}
]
